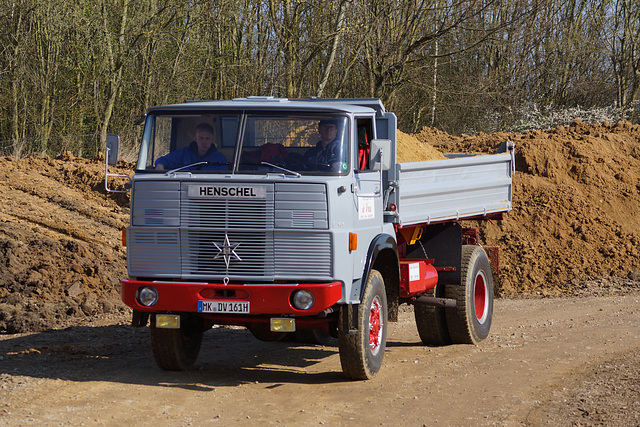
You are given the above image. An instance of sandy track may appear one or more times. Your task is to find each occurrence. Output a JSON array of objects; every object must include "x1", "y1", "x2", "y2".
[{"x1": 2, "y1": 293, "x2": 639, "y2": 425}]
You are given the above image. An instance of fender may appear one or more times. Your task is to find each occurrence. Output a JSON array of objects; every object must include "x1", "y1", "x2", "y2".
[
  {"x1": 358, "y1": 233, "x2": 399, "y2": 301},
  {"x1": 342, "y1": 234, "x2": 398, "y2": 333}
]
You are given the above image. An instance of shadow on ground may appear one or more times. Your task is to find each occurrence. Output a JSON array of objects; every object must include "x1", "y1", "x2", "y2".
[{"x1": 0, "y1": 324, "x2": 351, "y2": 389}]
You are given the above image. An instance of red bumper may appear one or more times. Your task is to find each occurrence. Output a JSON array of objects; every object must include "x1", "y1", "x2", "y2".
[{"x1": 121, "y1": 279, "x2": 343, "y2": 316}]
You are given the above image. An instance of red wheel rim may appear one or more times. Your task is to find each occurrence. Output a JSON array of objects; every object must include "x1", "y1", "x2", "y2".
[
  {"x1": 474, "y1": 271, "x2": 488, "y2": 323},
  {"x1": 369, "y1": 296, "x2": 383, "y2": 355}
]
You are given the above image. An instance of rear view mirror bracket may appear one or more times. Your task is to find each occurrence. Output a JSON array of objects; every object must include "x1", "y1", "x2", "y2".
[{"x1": 105, "y1": 134, "x2": 131, "y2": 193}]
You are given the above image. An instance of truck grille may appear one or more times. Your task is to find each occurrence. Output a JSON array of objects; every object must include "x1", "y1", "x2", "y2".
[
  {"x1": 275, "y1": 233, "x2": 332, "y2": 277},
  {"x1": 183, "y1": 230, "x2": 272, "y2": 276},
  {"x1": 177, "y1": 230, "x2": 333, "y2": 279},
  {"x1": 182, "y1": 199, "x2": 273, "y2": 228},
  {"x1": 127, "y1": 180, "x2": 332, "y2": 280}
]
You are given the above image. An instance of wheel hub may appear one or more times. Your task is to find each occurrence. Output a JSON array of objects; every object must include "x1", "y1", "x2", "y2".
[
  {"x1": 369, "y1": 296, "x2": 383, "y2": 354},
  {"x1": 474, "y1": 272, "x2": 488, "y2": 323}
]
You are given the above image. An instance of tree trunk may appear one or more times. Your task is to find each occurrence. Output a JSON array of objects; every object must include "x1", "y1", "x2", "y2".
[{"x1": 316, "y1": 0, "x2": 349, "y2": 98}]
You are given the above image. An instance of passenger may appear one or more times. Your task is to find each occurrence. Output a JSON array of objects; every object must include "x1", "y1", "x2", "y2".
[
  {"x1": 155, "y1": 123, "x2": 227, "y2": 171},
  {"x1": 304, "y1": 119, "x2": 346, "y2": 171}
]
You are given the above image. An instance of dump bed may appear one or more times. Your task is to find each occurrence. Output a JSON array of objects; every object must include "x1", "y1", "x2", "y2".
[{"x1": 386, "y1": 142, "x2": 515, "y2": 226}]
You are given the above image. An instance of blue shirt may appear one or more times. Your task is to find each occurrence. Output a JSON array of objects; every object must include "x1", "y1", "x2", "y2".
[
  {"x1": 155, "y1": 141, "x2": 228, "y2": 171},
  {"x1": 304, "y1": 140, "x2": 345, "y2": 171}
]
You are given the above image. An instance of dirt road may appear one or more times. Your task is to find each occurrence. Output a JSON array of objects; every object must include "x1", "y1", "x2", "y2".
[{"x1": 2, "y1": 293, "x2": 639, "y2": 426}]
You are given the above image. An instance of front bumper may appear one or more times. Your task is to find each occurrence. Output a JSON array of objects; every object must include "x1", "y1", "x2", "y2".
[{"x1": 121, "y1": 279, "x2": 343, "y2": 316}]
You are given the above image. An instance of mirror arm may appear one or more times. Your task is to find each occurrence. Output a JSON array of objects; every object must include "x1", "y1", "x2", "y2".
[{"x1": 105, "y1": 141, "x2": 131, "y2": 194}]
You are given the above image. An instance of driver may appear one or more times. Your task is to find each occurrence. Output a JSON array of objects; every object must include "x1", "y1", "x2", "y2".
[
  {"x1": 303, "y1": 119, "x2": 345, "y2": 171},
  {"x1": 155, "y1": 123, "x2": 227, "y2": 171}
]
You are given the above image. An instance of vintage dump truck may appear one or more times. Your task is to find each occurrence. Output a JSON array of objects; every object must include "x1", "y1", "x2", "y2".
[{"x1": 106, "y1": 97, "x2": 514, "y2": 380}]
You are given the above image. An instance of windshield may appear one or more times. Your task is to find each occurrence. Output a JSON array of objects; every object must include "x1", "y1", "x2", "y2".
[
  {"x1": 138, "y1": 112, "x2": 237, "y2": 172},
  {"x1": 137, "y1": 112, "x2": 349, "y2": 175},
  {"x1": 238, "y1": 115, "x2": 349, "y2": 174}
]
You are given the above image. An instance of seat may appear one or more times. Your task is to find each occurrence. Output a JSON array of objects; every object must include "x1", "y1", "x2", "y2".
[{"x1": 358, "y1": 125, "x2": 370, "y2": 170}]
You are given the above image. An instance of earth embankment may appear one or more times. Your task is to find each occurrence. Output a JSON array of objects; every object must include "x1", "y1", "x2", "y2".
[{"x1": 2, "y1": 122, "x2": 640, "y2": 334}]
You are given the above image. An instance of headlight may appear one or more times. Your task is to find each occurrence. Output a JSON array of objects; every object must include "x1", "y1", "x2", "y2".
[
  {"x1": 292, "y1": 290, "x2": 314, "y2": 310},
  {"x1": 137, "y1": 286, "x2": 158, "y2": 306}
]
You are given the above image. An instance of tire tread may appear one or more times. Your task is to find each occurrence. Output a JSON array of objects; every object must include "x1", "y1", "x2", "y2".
[
  {"x1": 150, "y1": 314, "x2": 204, "y2": 371},
  {"x1": 338, "y1": 270, "x2": 387, "y2": 380},
  {"x1": 445, "y1": 245, "x2": 493, "y2": 345},
  {"x1": 414, "y1": 286, "x2": 451, "y2": 345}
]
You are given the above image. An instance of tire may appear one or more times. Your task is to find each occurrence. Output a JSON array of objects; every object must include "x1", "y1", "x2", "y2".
[
  {"x1": 445, "y1": 245, "x2": 494, "y2": 344},
  {"x1": 249, "y1": 323, "x2": 288, "y2": 342},
  {"x1": 338, "y1": 269, "x2": 388, "y2": 380},
  {"x1": 414, "y1": 285, "x2": 451, "y2": 346},
  {"x1": 294, "y1": 328, "x2": 335, "y2": 345},
  {"x1": 150, "y1": 313, "x2": 204, "y2": 371}
]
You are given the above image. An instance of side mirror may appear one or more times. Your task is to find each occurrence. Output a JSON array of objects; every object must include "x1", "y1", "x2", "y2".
[
  {"x1": 370, "y1": 139, "x2": 391, "y2": 171},
  {"x1": 106, "y1": 134, "x2": 120, "y2": 166},
  {"x1": 105, "y1": 134, "x2": 130, "y2": 194}
]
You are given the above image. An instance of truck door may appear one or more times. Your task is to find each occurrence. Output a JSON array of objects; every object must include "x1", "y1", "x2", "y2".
[{"x1": 352, "y1": 117, "x2": 384, "y2": 286}]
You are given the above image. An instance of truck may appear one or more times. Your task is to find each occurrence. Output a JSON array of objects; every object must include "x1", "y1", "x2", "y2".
[{"x1": 106, "y1": 97, "x2": 514, "y2": 380}]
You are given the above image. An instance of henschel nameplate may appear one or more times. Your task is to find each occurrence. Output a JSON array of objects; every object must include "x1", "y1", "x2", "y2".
[{"x1": 188, "y1": 185, "x2": 266, "y2": 198}]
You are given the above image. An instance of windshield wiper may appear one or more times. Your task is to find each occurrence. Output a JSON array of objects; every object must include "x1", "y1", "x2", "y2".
[
  {"x1": 261, "y1": 161, "x2": 301, "y2": 177},
  {"x1": 165, "y1": 161, "x2": 228, "y2": 174}
]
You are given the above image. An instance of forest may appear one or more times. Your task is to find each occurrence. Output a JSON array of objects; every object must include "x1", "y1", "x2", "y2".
[{"x1": 0, "y1": 0, "x2": 639, "y2": 159}]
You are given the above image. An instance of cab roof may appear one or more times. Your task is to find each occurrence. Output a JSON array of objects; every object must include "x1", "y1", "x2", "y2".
[{"x1": 146, "y1": 97, "x2": 387, "y2": 116}]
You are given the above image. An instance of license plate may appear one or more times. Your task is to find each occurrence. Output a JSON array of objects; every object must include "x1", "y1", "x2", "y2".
[{"x1": 198, "y1": 300, "x2": 250, "y2": 314}]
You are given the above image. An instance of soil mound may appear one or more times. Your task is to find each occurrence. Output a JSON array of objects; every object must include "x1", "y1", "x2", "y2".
[
  {"x1": 0, "y1": 155, "x2": 132, "y2": 333},
  {"x1": 397, "y1": 130, "x2": 446, "y2": 162},
  {"x1": 415, "y1": 120, "x2": 640, "y2": 296},
  {"x1": 3, "y1": 120, "x2": 640, "y2": 333}
]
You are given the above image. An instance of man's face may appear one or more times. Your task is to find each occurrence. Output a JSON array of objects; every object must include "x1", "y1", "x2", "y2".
[
  {"x1": 319, "y1": 123, "x2": 338, "y2": 146},
  {"x1": 195, "y1": 130, "x2": 213, "y2": 155}
]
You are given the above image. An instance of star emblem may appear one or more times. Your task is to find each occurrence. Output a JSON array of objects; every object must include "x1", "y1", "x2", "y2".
[{"x1": 213, "y1": 234, "x2": 242, "y2": 269}]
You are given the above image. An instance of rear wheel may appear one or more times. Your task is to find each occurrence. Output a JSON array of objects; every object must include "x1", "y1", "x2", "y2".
[
  {"x1": 445, "y1": 245, "x2": 494, "y2": 344},
  {"x1": 150, "y1": 313, "x2": 204, "y2": 370},
  {"x1": 414, "y1": 285, "x2": 451, "y2": 345},
  {"x1": 338, "y1": 269, "x2": 388, "y2": 380},
  {"x1": 294, "y1": 328, "x2": 334, "y2": 345},
  {"x1": 249, "y1": 323, "x2": 288, "y2": 342}
]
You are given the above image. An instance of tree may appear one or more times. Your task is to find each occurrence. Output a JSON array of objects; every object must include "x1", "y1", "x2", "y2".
[{"x1": 611, "y1": 0, "x2": 640, "y2": 112}]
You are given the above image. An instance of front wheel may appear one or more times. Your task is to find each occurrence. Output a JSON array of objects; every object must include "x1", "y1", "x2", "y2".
[
  {"x1": 150, "y1": 313, "x2": 204, "y2": 370},
  {"x1": 338, "y1": 269, "x2": 388, "y2": 380},
  {"x1": 445, "y1": 245, "x2": 494, "y2": 344}
]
